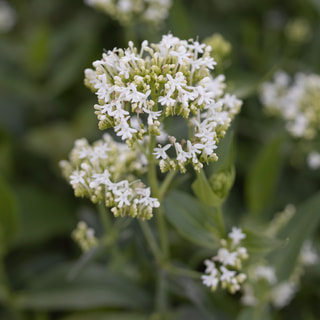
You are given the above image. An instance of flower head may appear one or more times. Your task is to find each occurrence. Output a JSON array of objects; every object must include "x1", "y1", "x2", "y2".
[
  {"x1": 202, "y1": 226, "x2": 248, "y2": 294},
  {"x1": 85, "y1": 34, "x2": 242, "y2": 173},
  {"x1": 84, "y1": 0, "x2": 172, "y2": 26},
  {"x1": 260, "y1": 71, "x2": 320, "y2": 140},
  {"x1": 60, "y1": 134, "x2": 159, "y2": 219}
]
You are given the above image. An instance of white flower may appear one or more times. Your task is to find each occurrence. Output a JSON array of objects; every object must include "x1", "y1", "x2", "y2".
[
  {"x1": 220, "y1": 266, "x2": 237, "y2": 283},
  {"x1": 204, "y1": 259, "x2": 216, "y2": 273},
  {"x1": 307, "y1": 151, "x2": 320, "y2": 170},
  {"x1": 70, "y1": 170, "x2": 86, "y2": 187},
  {"x1": 271, "y1": 282, "x2": 297, "y2": 309},
  {"x1": 214, "y1": 248, "x2": 238, "y2": 266},
  {"x1": 153, "y1": 144, "x2": 171, "y2": 159},
  {"x1": 85, "y1": 34, "x2": 241, "y2": 172},
  {"x1": 0, "y1": 1, "x2": 16, "y2": 33},
  {"x1": 201, "y1": 268, "x2": 219, "y2": 289},
  {"x1": 114, "y1": 117, "x2": 138, "y2": 140},
  {"x1": 228, "y1": 227, "x2": 246, "y2": 245},
  {"x1": 254, "y1": 266, "x2": 277, "y2": 285},
  {"x1": 84, "y1": 0, "x2": 172, "y2": 26},
  {"x1": 300, "y1": 241, "x2": 319, "y2": 265}
]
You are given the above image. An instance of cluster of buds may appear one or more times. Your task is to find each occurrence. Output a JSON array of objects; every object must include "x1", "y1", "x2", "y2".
[
  {"x1": 72, "y1": 221, "x2": 98, "y2": 252},
  {"x1": 84, "y1": 0, "x2": 172, "y2": 26},
  {"x1": 260, "y1": 71, "x2": 320, "y2": 140},
  {"x1": 201, "y1": 227, "x2": 248, "y2": 294},
  {"x1": 60, "y1": 134, "x2": 159, "y2": 219},
  {"x1": 85, "y1": 34, "x2": 242, "y2": 173}
]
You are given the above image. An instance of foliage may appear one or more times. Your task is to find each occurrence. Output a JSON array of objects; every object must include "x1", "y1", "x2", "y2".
[{"x1": 1, "y1": 0, "x2": 320, "y2": 319}]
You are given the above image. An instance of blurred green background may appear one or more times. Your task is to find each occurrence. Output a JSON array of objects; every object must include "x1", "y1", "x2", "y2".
[{"x1": 1, "y1": 0, "x2": 320, "y2": 319}]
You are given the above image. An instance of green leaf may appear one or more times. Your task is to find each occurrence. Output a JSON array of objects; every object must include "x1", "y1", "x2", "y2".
[
  {"x1": 163, "y1": 190, "x2": 219, "y2": 248},
  {"x1": 15, "y1": 263, "x2": 151, "y2": 311},
  {"x1": 62, "y1": 311, "x2": 148, "y2": 320},
  {"x1": 236, "y1": 306, "x2": 271, "y2": 320},
  {"x1": 242, "y1": 229, "x2": 283, "y2": 264},
  {"x1": 0, "y1": 175, "x2": 19, "y2": 255},
  {"x1": 269, "y1": 191, "x2": 320, "y2": 281},
  {"x1": 211, "y1": 130, "x2": 235, "y2": 174},
  {"x1": 13, "y1": 185, "x2": 76, "y2": 247},
  {"x1": 245, "y1": 136, "x2": 283, "y2": 214},
  {"x1": 192, "y1": 169, "x2": 223, "y2": 207},
  {"x1": 192, "y1": 131, "x2": 236, "y2": 207}
]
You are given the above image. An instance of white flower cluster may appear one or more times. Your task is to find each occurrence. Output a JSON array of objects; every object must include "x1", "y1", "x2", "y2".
[
  {"x1": 242, "y1": 241, "x2": 318, "y2": 309},
  {"x1": 60, "y1": 134, "x2": 159, "y2": 219},
  {"x1": 0, "y1": 1, "x2": 16, "y2": 32},
  {"x1": 260, "y1": 71, "x2": 320, "y2": 140},
  {"x1": 201, "y1": 227, "x2": 248, "y2": 294},
  {"x1": 85, "y1": 34, "x2": 242, "y2": 173},
  {"x1": 307, "y1": 151, "x2": 320, "y2": 170},
  {"x1": 72, "y1": 221, "x2": 98, "y2": 252},
  {"x1": 84, "y1": 0, "x2": 172, "y2": 26}
]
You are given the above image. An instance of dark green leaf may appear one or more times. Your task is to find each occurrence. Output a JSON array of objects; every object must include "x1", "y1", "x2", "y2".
[
  {"x1": 0, "y1": 175, "x2": 19, "y2": 255},
  {"x1": 15, "y1": 263, "x2": 151, "y2": 311},
  {"x1": 192, "y1": 169, "x2": 223, "y2": 207},
  {"x1": 242, "y1": 229, "x2": 284, "y2": 264},
  {"x1": 13, "y1": 185, "x2": 75, "y2": 247},
  {"x1": 163, "y1": 190, "x2": 219, "y2": 248},
  {"x1": 269, "y1": 191, "x2": 320, "y2": 281},
  {"x1": 237, "y1": 306, "x2": 271, "y2": 320},
  {"x1": 62, "y1": 311, "x2": 148, "y2": 320},
  {"x1": 245, "y1": 136, "x2": 283, "y2": 214},
  {"x1": 192, "y1": 132, "x2": 235, "y2": 206}
]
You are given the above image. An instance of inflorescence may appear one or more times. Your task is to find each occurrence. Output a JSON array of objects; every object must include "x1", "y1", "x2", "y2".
[
  {"x1": 84, "y1": 0, "x2": 172, "y2": 26},
  {"x1": 201, "y1": 227, "x2": 248, "y2": 294},
  {"x1": 260, "y1": 71, "x2": 320, "y2": 140},
  {"x1": 60, "y1": 134, "x2": 159, "y2": 219},
  {"x1": 85, "y1": 34, "x2": 242, "y2": 173}
]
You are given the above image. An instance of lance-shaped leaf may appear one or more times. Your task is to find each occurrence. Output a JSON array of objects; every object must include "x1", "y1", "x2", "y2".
[
  {"x1": 163, "y1": 190, "x2": 219, "y2": 248},
  {"x1": 245, "y1": 136, "x2": 283, "y2": 214},
  {"x1": 15, "y1": 263, "x2": 151, "y2": 311},
  {"x1": 0, "y1": 175, "x2": 19, "y2": 256},
  {"x1": 269, "y1": 191, "x2": 320, "y2": 281}
]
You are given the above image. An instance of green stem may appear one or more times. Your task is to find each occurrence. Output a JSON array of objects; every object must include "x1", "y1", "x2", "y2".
[
  {"x1": 146, "y1": 134, "x2": 171, "y2": 314},
  {"x1": 138, "y1": 220, "x2": 162, "y2": 262},
  {"x1": 215, "y1": 205, "x2": 226, "y2": 237},
  {"x1": 97, "y1": 202, "x2": 112, "y2": 234},
  {"x1": 147, "y1": 135, "x2": 170, "y2": 261},
  {"x1": 147, "y1": 135, "x2": 160, "y2": 196},
  {"x1": 155, "y1": 269, "x2": 168, "y2": 315},
  {"x1": 159, "y1": 170, "x2": 177, "y2": 201}
]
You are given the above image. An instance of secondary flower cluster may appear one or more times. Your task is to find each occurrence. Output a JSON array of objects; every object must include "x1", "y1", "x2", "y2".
[
  {"x1": 72, "y1": 221, "x2": 98, "y2": 252},
  {"x1": 85, "y1": 34, "x2": 242, "y2": 173},
  {"x1": 201, "y1": 227, "x2": 248, "y2": 294},
  {"x1": 241, "y1": 240, "x2": 318, "y2": 309},
  {"x1": 242, "y1": 204, "x2": 318, "y2": 309},
  {"x1": 0, "y1": 0, "x2": 16, "y2": 32},
  {"x1": 84, "y1": 0, "x2": 172, "y2": 26},
  {"x1": 260, "y1": 71, "x2": 320, "y2": 140},
  {"x1": 60, "y1": 134, "x2": 159, "y2": 219}
]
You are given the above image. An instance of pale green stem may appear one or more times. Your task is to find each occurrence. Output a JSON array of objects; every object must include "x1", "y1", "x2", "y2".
[
  {"x1": 155, "y1": 269, "x2": 168, "y2": 315},
  {"x1": 97, "y1": 202, "x2": 112, "y2": 234},
  {"x1": 159, "y1": 170, "x2": 177, "y2": 201},
  {"x1": 215, "y1": 204, "x2": 226, "y2": 238},
  {"x1": 138, "y1": 220, "x2": 162, "y2": 262},
  {"x1": 146, "y1": 134, "x2": 171, "y2": 314}
]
